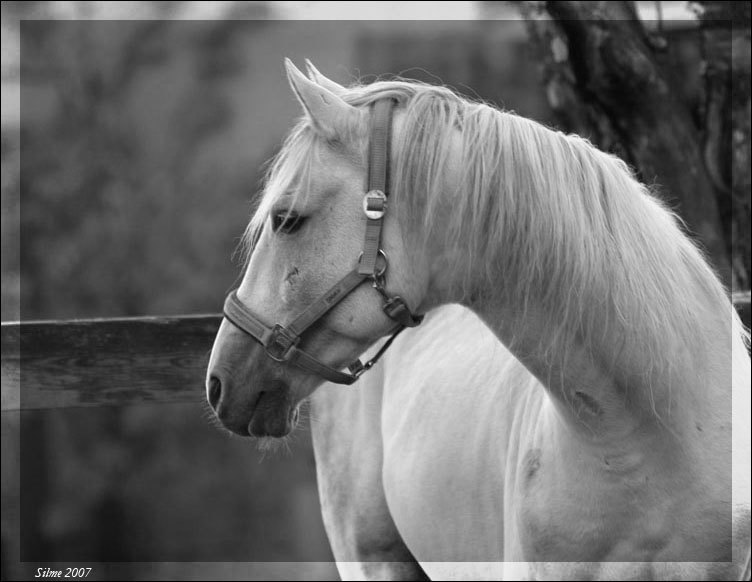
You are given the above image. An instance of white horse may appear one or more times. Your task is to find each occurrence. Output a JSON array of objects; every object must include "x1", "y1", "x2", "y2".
[{"x1": 206, "y1": 60, "x2": 751, "y2": 580}]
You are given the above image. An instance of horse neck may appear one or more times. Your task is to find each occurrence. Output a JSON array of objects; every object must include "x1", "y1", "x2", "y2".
[
  {"x1": 418, "y1": 119, "x2": 738, "y2": 441},
  {"x1": 466, "y1": 291, "x2": 733, "y2": 441}
]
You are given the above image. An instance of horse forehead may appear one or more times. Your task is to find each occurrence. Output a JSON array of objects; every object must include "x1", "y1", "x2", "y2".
[{"x1": 306, "y1": 146, "x2": 366, "y2": 195}]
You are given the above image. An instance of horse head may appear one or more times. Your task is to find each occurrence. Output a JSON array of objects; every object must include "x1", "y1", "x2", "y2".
[{"x1": 205, "y1": 60, "x2": 440, "y2": 437}]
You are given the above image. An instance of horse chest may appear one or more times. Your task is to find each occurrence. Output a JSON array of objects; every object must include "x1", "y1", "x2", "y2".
[{"x1": 380, "y1": 378, "x2": 649, "y2": 578}]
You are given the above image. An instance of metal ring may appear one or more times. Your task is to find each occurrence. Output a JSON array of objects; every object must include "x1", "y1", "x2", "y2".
[{"x1": 357, "y1": 249, "x2": 388, "y2": 278}]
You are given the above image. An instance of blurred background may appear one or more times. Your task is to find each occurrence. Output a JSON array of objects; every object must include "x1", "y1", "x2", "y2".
[{"x1": 1, "y1": 2, "x2": 748, "y2": 580}]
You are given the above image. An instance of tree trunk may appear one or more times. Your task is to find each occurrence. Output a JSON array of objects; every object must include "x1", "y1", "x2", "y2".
[
  {"x1": 696, "y1": 1, "x2": 751, "y2": 291},
  {"x1": 518, "y1": 1, "x2": 738, "y2": 289}
]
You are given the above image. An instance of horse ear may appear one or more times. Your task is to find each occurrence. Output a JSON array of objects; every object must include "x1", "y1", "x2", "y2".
[
  {"x1": 285, "y1": 58, "x2": 356, "y2": 139},
  {"x1": 304, "y1": 59, "x2": 347, "y2": 97}
]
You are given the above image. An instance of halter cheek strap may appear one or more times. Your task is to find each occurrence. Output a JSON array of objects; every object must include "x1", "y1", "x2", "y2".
[{"x1": 221, "y1": 98, "x2": 423, "y2": 385}]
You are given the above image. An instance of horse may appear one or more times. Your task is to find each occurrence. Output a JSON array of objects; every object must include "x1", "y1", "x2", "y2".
[{"x1": 206, "y1": 59, "x2": 751, "y2": 580}]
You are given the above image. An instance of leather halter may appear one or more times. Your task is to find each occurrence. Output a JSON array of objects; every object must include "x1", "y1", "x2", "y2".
[{"x1": 222, "y1": 99, "x2": 423, "y2": 385}]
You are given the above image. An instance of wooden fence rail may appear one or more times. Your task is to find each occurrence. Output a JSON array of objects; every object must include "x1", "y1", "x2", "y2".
[
  {"x1": 1, "y1": 315, "x2": 220, "y2": 411},
  {"x1": 2, "y1": 294, "x2": 750, "y2": 412}
]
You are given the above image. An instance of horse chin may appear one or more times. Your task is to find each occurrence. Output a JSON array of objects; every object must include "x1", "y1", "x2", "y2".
[{"x1": 247, "y1": 389, "x2": 298, "y2": 438}]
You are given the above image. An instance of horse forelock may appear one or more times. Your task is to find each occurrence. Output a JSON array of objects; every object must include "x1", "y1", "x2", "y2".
[{"x1": 239, "y1": 122, "x2": 319, "y2": 268}]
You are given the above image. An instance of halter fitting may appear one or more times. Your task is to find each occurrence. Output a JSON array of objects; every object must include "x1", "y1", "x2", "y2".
[{"x1": 222, "y1": 99, "x2": 423, "y2": 385}]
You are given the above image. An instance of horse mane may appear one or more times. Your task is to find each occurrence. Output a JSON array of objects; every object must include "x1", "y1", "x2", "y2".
[{"x1": 243, "y1": 77, "x2": 748, "y2": 398}]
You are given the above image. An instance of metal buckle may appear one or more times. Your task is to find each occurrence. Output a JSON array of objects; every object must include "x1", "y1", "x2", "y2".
[
  {"x1": 382, "y1": 296, "x2": 423, "y2": 327},
  {"x1": 357, "y1": 249, "x2": 388, "y2": 279},
  {"x1": 347, "y1": 360, "x2": 366, "y2": 377},
  {"x1": 264, "y1": 324, "x2": 299, "y2": 362},
  {"x1": 363, "y1": 190, "x2": 387, "y2": 220}
]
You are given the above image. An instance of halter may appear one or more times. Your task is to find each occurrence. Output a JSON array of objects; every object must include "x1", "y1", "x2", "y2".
[{"x1": 222, "y1": 99, "x2": 423, "y2": 385}]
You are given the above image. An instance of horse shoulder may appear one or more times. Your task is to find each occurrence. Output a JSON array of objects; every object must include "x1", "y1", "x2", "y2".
[
  {"x1": 379, "y1": 306, "x2": 542, "y2": 571},
  {"x1": 311, "y1": 358, "x2": 427, "y2": 580}
]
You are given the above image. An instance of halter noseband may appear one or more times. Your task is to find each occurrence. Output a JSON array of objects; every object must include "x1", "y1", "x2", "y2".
[{"x1": 222, "y1": 99, "x2": 423, "y2": 385}]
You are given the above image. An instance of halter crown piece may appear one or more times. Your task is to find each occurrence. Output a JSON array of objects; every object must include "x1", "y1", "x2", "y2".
[{"x1": 222, "y1": 99, "x2": 424, "y2": 385}]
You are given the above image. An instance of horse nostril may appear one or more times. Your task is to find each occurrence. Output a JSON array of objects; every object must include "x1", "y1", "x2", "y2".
[{"x1": 208, "y1": 375, "x2": 222, "y2": 410}]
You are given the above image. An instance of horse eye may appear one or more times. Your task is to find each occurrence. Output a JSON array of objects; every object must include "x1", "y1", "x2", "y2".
[{"x1": 271, "y1": 211, "x2": 306, "y2": 235}]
